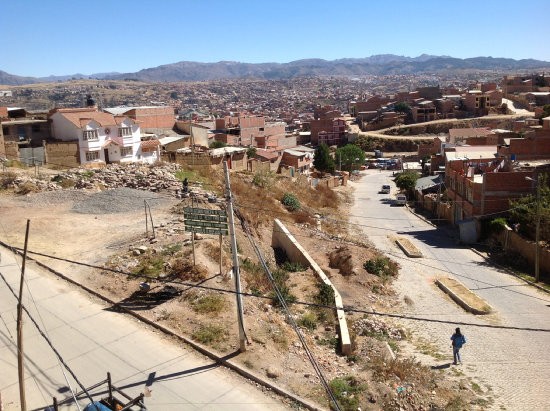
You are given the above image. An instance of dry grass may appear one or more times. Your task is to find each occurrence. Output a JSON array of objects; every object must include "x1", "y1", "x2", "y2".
[
  {"x1": 170, "y1": 258, "x2": 208, "y2": 281},
  {"x1": 370, "y1": 354, "x2": 434, "y2": 387},
  {"x1": 0, "y1": 172, "x2": 17, "y2": 189},
  {"x1": 14, "y1": 182, "x2": 40, "y2": 195}
]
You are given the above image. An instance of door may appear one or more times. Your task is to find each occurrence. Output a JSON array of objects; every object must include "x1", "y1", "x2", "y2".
[{"x1": 104, "y1": 148, "x2": 110, "y2": 164}]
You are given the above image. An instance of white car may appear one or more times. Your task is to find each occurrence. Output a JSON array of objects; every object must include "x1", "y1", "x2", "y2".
[
  {"x1": 380, "y1": 185, "x2": 391, "y2": 194},
  {"x1": 394, "y1": 194, "x2": 407, "y2": 206}
]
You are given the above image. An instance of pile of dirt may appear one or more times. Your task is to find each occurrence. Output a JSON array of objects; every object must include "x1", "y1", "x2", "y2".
[{"x1": 328, "y1": 246, "x2": 363, "y2": 276}]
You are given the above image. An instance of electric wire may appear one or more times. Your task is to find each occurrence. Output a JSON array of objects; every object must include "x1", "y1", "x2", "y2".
[
  {"x1": 0, "y1": 220, "x2": 83, "y2": 410},
  {"x1": 236, "y1": 208, "x2": 342, "y2": 411},
  {"x1": 4, "y1": 244, "x2": 550, "y2": 333},
  {"x1": 0, "y1": 270, "x2": 100, "y2": 411}
]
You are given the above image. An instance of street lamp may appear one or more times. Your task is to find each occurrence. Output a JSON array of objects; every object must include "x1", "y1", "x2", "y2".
[{"x1": 525, "y1": 176, "x2": 541, "y2": 282}]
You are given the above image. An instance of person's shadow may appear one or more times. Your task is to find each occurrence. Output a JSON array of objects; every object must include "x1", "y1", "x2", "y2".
[{"x1": 431, "y1": 363, "x2": 452, "y2": 370}]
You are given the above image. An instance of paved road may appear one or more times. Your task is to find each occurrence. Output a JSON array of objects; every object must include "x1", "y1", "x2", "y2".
[
  {"x1": 347, "y1": 113, "x2": 534, "y2": 140},
  {"x1": 502, "y1": 98, "x2": 532, "y2": 115},
  {"x1": 0, "y1": 248, "x2": 287, "y2": 410},
  {"x1": 349, "y1": 170, "x2": 550, "y2": 410}
]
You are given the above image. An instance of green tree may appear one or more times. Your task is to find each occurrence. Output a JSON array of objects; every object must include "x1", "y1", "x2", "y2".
[
  {"x1": 509, "y1": 178, "x2": 550, "y2": 242},
  {"x1": 209, "y1": 140, "x2": 226, "y2": 149},
  {"x1": 246, "y1": 147, "x2": 257, "y2": 158},
  {"x1": 335, "y1": 144, "x2": 366, "y2": 171},
  {"x1": 313, "y1": 143, "x2": 335, "y2": 174},
  {"x1": 393, "y1": 102, "x2": 411, "y2": 113},
  {"x1": 395, "y1": 171, "x2": 419, "y2": 195}
]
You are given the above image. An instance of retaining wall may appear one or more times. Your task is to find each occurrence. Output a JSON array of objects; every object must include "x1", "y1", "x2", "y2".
[{"x1": 271, "y1": 219, "x2": 352, "y2": 355}]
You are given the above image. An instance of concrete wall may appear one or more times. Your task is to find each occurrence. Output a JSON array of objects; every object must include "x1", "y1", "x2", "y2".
[
  {"x1": 271, "y1": 219, "x2": 351, "y2": 355},
  {"x1": 495, "y1": 226, "x2": 550, "y2": 277}
]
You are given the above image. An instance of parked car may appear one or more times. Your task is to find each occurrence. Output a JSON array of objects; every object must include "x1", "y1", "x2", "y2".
[
  {"x1": 394, "y1": 194, "x2": 407, "y2": 206},
  {"x1": 380, "y1": 184, "x2": 391, "y2": 194}
]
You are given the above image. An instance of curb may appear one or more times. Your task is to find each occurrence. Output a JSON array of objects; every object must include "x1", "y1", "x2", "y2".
[
  {"x1": 395, "y1": 238, "x2": 423, "y2": 258},
  {"x1": 0, "y1": 241, "x2": 324, "y2": 411},
  {"x1": 469, "y1": 247, "x2": 550, "y2": 295},
  {"x1": 435, "y1": 279, "x2": 492, "y2": 315},
  {"x1": 405, "y1": 207, "x2": 550, "y2": 295}
]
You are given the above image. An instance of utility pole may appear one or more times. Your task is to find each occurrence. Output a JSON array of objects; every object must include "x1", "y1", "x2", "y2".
[
  {"x1": 17, "y1": 219, "x2": 30, "y2": 411},
  {"x1": 437, "y1": 174, "x2": 442, "y2": 222},
  {"x1": 223, "y1": 161, "x2": 247, "y2": 352},
  {"x1": 535, "y1": 179, "x2": 541, "y2": 282},
  {"x1": 526, "y1": 175, "x2": 541, "y2": 282}
]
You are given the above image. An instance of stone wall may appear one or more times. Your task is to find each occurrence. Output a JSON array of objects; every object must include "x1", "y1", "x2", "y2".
[{"x1": 44, "y1": 141, "x2": 80, "y2": 168}]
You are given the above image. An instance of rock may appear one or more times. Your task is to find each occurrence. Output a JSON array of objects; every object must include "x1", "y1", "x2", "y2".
[
  {"x1": 194, "y1": 233, "x2": 202, "y2": 240},
  {"x1": 266, "y1": 367, "x2": 281, "y2": 378},
  {"x1": 138, "y1": 246, "x2": 148, "y2": 252},
  {"x1": 133, "y1": 249, "x2": 141, "y2": 256}
]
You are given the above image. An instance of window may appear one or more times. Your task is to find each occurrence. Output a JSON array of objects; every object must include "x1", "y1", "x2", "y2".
[
  {"x1": 121, "y1": 147, "x2": 133, "y2": 157},
  {"x1": 85, "y1": 151, "x2": 99, "y2": 161},
  {"x1": 83, "y1": 129, "x2": 98, "y2": 140},
  {"x1": 118, "y1": 127, "x2": 132, "y2": 137}
]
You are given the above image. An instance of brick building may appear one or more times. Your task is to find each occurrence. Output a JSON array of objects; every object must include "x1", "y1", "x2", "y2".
[
  {"x1": 104, "y1": 106, "x2": 175, "y2": 131},
  {"x1": 310, "y1": 118, "x2": 347, "y2": 146}
]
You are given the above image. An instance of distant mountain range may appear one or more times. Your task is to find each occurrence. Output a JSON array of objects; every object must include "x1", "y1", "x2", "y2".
[{"x1": 2, "y1": 55, "x2": 550, "y2": 85}]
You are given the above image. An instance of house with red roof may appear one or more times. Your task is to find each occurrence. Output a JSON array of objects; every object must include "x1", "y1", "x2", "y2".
[{"x1": 48, "y1": 107, "x2": 145, "y2": 165}]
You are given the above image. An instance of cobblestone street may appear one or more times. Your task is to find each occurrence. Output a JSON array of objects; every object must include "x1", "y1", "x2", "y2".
[{"x1": 350, "y1": 171, "x2": 550, "y2": 410}]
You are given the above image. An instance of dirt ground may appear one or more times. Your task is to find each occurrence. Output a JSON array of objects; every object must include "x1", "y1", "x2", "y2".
[{"x1": 0, "y1": 164, "x2": 482, "y2": 410}]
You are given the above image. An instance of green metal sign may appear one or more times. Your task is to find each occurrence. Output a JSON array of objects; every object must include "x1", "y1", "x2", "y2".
[
  {"x1": 184, "y1": 207, "x2": 229, "y2": 235},
  {"x1": 185, "y1": 226, "x2": 229, "y2": 235}
]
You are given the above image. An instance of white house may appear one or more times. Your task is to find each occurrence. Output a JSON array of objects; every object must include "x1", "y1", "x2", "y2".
[{"x1": 49, "y1": 107, "x2": 147, "y2": 165}]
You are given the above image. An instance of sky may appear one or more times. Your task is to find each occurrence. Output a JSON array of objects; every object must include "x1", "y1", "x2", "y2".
[{"x1": 3, "y1": 0, "x2": 550, "y2": 77}]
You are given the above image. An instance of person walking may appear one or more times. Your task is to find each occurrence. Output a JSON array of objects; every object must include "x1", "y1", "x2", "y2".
[{"x1": 451, "y1": 327, "x2": 466, "y2": 365}]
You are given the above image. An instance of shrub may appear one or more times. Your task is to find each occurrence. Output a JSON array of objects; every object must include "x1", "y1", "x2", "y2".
[
  {"x1": 328, "y1": 376, "x2": 367, "y2": 411},
  {"x1": 315, "y1": 282, "x2": 335, "y2": 306},
  {"x1": 252, "y1": 169, "x2": 275, "y2": 188},
  {"x1": 282, "y1": 193, "x2": 301, "y2": 211},
  {"x1": 297, "y1": 312, "x2": 317, "y2": 331},
  {"x1": 363, "y1": 257, "x2": 397, "y2": 281},
  {"x1": 192, "y1": 324, "x2": 226, "y2": 345},
  {"x1": 193, "y1": 294, "x2": 225, "y2": 315},
  {"x1": 209, "y1": 140, "x2": 226, "y2": 148},
  {"x1": 15, "y1": 182, "x2": 40, "y2": 195},
  {"x1": 161, "y1": 243, "x2": 182, "y2": 256},
  {"x1": 282, "y1": 261, "x2": 305, "y2": 272},
  {"x1": 0, "y1": 172, "x2": 17, "y2": 189},
  {"x1": 135, "y1": 256, "x2": 164, "y2": 277}
]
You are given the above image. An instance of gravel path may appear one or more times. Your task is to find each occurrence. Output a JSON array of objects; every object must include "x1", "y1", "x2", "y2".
[
  {"x1": 5, "y1": 187, "x2": 170, "y2": 214},
  {"x1": 71, "y1": 187, "x2": 168, "y2": 214}
]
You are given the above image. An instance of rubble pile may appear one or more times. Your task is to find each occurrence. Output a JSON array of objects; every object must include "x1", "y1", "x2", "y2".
[
  {"x1": 352, "y1": 318, "x2": 406, "y2": 340},
  {"x1": 4, "y1": 163, "x2": 201, "y2": 195},
  {"x1": 59, "y1": 163, "x2": 184, "y2": 192}
]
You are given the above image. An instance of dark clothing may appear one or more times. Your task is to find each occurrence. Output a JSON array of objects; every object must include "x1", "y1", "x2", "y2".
[{"x1": 451, "y1": 332, "x2": 466, "y2": 364}]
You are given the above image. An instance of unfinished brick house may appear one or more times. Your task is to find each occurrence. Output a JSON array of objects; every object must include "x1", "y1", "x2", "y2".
[
  {"x1": 104, "y1": 106, "x2": 176, "y2": 132},
  {"x1": 310, "y1": 118, "x2": 346, "y2": 146}
]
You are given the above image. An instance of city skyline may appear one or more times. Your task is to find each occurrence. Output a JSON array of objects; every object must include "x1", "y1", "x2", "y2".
[{"x1": 3, "y1": 0, "x2": 550, "y2": 77}]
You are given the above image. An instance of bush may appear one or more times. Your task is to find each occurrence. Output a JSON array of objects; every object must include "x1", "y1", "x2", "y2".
[
  {"x1": 363, "y1": 257, "x2": 397, "y2": 280},
  {"x1": 328, "y1": 376, "x2": 367, "y2": 411},
  {"x1": 193, "y1": 294, "x2": 225, "y2": 315},
  {"x1": 315, "y1": 282, "x2": 335, "y2": 306},
  {"x1": 0, "y1": 172, "x2": 17, "y2": 189},
  {"x1": 192, "y1": 324, "x2": 226, "y2": 345},
  {"x1": 282, "y1": 193, "x2": 301, "y2": 211},
  {"x1": 209, "y1": 140, "x2": 226, "y2": 148},
  {"x1": 282, "y1": 261, "x2": 305, "y2": 272},
  {"x1": 297, "y1": 312, "x2": 317, "y2": 330},
  {"x1": 253, "y1": 169, "x2": 275, "y2": 188},
  {"x1": 15, "y1": 182, "x2": 40, "y2": 195},
  {"x1": 395, "y1": 171, "x2": 419, "y2": 193}
]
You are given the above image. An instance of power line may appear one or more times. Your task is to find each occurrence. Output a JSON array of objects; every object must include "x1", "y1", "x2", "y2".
[
  {"x1": 4, "y1": 244, "x2": 550, "y2": 333},
  {"x1": 237, "y1": 205, "x2": 342, "y2": 411},
  {"x1": 0, "y1": 270, "x2": 100, "y2": 411}
]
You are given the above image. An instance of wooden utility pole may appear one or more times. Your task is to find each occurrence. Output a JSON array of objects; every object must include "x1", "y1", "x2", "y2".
[
  {"x1": 219, "y1": 233, "x2": 223, "y2": 275},
  {"x1": 223, "y1": 161, "x2": 247, "y2": 352},
  {"x1": 17, "y1": 219, "x2": 30, "y2": 411}
]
